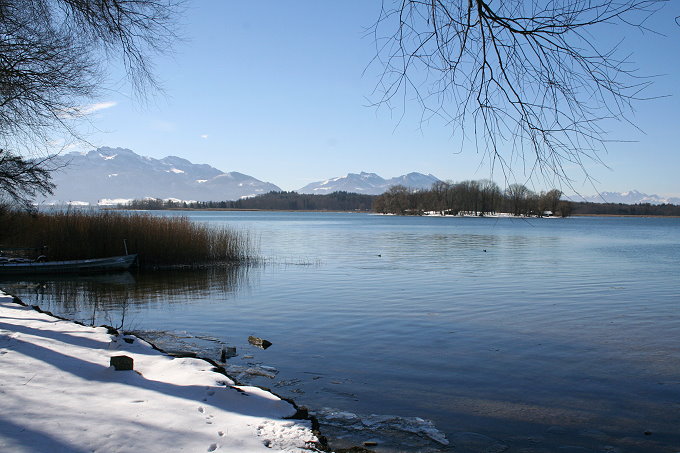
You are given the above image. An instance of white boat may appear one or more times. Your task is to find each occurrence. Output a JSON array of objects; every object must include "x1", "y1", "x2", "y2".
[{"x1": 0, "y1": 254, "x2": 137, "y2": 274}]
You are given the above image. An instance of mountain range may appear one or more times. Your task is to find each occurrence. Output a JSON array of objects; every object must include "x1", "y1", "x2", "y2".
[
  {"x1": 39, "y1": 147, "x2": 677, "y2": 206},
  {"x1": 296, "y1": 171, "x2": 440, "y2": 195},
  {"x1": 42, "y1": 147, "x2": 281, "y2": 205},
  {"x1": 40, "y1": 147, "x2": 441, "y2": 205},
  {"x1": 568, "y1": 190, "x2": 680, "y2": 205}
]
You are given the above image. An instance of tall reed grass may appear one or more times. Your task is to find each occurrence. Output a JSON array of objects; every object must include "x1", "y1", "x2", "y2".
[{"x1": 0, "y1": 210, "x2": 255, "y2": 267}]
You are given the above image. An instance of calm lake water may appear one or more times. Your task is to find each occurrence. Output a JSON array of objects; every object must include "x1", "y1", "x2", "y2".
[{"x1": 4, "y1": 212, "x2": 680, "y2": 452}]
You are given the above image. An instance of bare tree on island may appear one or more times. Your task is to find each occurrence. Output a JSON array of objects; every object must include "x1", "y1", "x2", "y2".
[
  {"x1": 0, "y1": 0, "x2": 181, "y2": 208},
  {"x1": 368, "y1": 0, "x2": 664, "y2": 187}
]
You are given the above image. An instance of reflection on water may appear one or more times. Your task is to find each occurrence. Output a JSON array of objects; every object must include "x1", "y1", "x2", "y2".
[
  {"x1": 2, "y1": 213, "x2": 680, "y2": 453},
  {"x1": 1, "y1": 265, "x2": 253, "y2": 328}
]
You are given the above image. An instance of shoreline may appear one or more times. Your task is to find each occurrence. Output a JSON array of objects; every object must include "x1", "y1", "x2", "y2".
[
  {"x1": 0, "y1": 291, "x2": 328, "y2": 453},
  {"x1": 570, "y1": 213, "x2": 680, "y2": 218},
  {"x1": 112, "y1": 207, "x2": 680, "y2": 218}
]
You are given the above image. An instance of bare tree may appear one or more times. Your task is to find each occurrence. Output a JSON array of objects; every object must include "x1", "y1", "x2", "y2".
[
  {"x1": 369, "y1": 0, "x2": 664, "y2": 186},
  {"x1": 0, "y1": 149, "x2": 55, "y2": 209},
  {"x1": 478, "y1": 178, "x2": 500, "y2": 215},
  {"x1": 0, "y1": 0, "x2": 181, "y2": 206},
  {"x1": 541, "y1": 188, "x2": 563, "y2": 214},
  {"x1": 506, "y1": 183, "x2": 531, "y2": 216}
]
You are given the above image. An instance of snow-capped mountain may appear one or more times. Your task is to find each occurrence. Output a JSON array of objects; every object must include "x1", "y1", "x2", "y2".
[
  {"x1": 41, "y1": 147, "x2": 281, "y2": 205},
  {"x1": 387, "y1": 172, "x2": 443, "y2": 190},
  {"x1": 571, "y1": 190, "x2": 680, "y2": 205},
  {"x1": 297, "y1": 171, "x2": 440, "y2": 195}
]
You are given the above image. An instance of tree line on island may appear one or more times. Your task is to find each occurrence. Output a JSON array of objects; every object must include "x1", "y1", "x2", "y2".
[
  {"x1": 374, "y1": 183, "x2": 680, "y2": 217},
  {"x1": 119, "y1": 180, "x2": 680, "y2": 217},
  {"x1": 124, "y1": 181, "x2": 567, "y2": 217},
  {"x1": 374, "y1": 182, "x2": 566, "y2": 216},
  {"x1": 123, "y1": 191, "x2": 376, "y2": 212}
]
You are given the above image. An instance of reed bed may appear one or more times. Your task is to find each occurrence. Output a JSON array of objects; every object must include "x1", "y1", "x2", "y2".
[{"x1": 0, "y1": 210, "x2": 255, "y2": 267}]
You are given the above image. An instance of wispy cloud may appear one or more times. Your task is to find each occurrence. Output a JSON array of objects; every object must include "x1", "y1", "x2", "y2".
[
  {"x1": 80, "y1": 101, "x2": 117, "y2": 115},
  {"x1": 59, "y1": 101, "x2": 118, "y2": 118},
  {"x1": 200, "y1": 134, "x2": 209, "y2": 139}
]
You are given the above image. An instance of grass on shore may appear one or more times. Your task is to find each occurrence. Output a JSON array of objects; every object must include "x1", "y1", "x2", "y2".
[{"x1": 0, "y1": 210, "x2": 254, "y2": 268}]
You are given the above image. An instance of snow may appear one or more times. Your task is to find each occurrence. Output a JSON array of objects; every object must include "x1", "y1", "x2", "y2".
[
  {"x1": 0, "y1": 293, "x2": 319, "y2": 453},
  {"x1": 167, "y1": 168, "x2": 185, "y2": 174},
  {"x1": 421, "y1": 211, "x2": 523, "y2": 218},
  {"x1": 40, "y1": 200, "x2": 91, "y2": 206},
  {"x1": 98, "y1": 198, "x2": 133, "y2": 206},
  {"x1": 99, "y1": 153, "x2": 117, "y2": 160}
]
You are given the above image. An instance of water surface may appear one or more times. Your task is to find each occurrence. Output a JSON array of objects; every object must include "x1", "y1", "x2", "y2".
[{"x1": 4, "y1": 213, "x2": 680, "y2": 452}]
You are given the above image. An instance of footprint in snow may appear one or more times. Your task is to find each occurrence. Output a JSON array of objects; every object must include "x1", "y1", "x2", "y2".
[
  {"x1": 198, "y1": 406, "x2": 205, "y2": 413},
  {"x1": 207, "y1": 443, "x2": 218, "y2": 452}
]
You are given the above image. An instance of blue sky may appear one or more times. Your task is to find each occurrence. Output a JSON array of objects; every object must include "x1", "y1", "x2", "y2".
[{"x1": 77, "y1": 1, "x2": 680, "y2": 196}]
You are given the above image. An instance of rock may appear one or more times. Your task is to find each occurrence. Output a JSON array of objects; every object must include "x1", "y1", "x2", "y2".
[
  {"x1": 248, "y1": 336, "x2": 272, "y2": 349},
  {"x1": 110, "y1": 355, "x2": 133, "y2": 371},
  {"x1": 220, "y1": 346, "x2": 237, "y2": 362},
  {"x1": 244, "y1": 367, "x2": 277, "y2": 379}
]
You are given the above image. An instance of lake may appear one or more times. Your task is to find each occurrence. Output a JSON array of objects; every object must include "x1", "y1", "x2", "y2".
[{"x1": 3, "y1": 212, "x2": 680, "y2": 452}]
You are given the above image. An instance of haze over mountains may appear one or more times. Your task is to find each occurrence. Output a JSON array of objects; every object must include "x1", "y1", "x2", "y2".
[{"x1": 40, "y1": 147, "x2": 678, "y2": 205}]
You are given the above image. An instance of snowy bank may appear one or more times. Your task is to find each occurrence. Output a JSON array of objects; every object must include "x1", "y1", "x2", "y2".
[{"x1": 0, "y1": 292, "x2": 321, "y2": 452}]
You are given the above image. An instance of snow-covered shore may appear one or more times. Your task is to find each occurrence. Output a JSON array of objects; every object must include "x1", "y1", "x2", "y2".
[{"x1": 0, "y1": 292, "x2": 321, "y2": 452}]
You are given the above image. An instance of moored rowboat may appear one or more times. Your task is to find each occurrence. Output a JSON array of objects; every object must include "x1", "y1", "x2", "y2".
[{"x1": 0, "y1": 254, "x2": 137, "y2": 274}]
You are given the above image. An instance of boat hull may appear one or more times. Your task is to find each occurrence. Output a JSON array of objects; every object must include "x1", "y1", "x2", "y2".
[{"x1": 0, "y1": 254, "x2": 137, "y2": 274}]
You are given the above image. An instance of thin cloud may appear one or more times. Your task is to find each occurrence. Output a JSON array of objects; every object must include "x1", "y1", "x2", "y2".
[
  {"x1": 200, "y1": 134, "x2": 209, "y2": 139},
  {"x1": 59, "y1": 101, "x2": 118, "y2": 118},
  {"x1": 80, "y1": 101, "x2": 117, "y2": 115}
]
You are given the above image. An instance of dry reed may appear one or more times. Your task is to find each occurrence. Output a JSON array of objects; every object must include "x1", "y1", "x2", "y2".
[{"x1": 0, "y1": 210, "x2": 254, "y2": 267}]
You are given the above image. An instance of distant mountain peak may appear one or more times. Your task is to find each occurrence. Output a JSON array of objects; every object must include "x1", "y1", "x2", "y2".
[
  {"x1": 570, "y1": 190, "x2": 680, "y2": 205},
  {"x1": 41, "y1": 146, "x2": 281, "y2": 205},
  {"x1": 297, "y1": 172, "x2": 440, "y2": 195}
]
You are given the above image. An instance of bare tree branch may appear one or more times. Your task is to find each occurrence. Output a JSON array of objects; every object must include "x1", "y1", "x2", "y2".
[
  {"x1": 0, "y1": 0, "x2": 182, "y2": 206},
  {"x1": 0, "y1": 149, "x2": 55, "y2": 209},
  {"x1": 369, "y1": 0, "x2": 666, "y2": 188}
]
